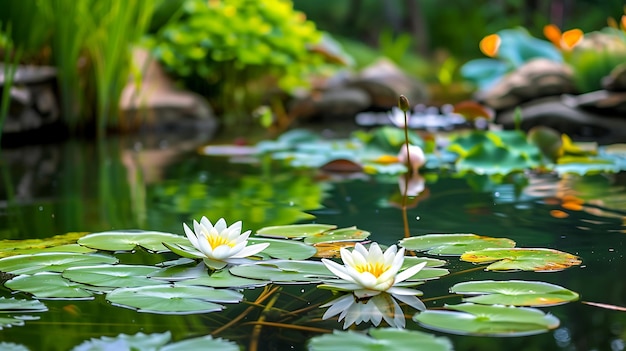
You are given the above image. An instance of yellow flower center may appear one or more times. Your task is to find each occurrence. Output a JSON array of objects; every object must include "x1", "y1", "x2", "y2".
[
  {"x1": 206, "y1": 234, "x2": 234, "y2": 249},
  {"x1": 354, "y1": 262, "x2": 388, "y2": 278}
]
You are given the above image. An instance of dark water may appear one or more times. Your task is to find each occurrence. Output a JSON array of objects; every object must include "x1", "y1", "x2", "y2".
[{"x1": 0, "y1": 136, "x2": 624, "y2": 351}]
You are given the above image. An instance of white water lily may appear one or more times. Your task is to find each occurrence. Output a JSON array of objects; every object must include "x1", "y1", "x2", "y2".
[
  {"x1": 183, "y1": 217, "x2": 269, "y2": 261},
  {"x1": 321, "y1": 242, "x2": 428, "y2": 298}
]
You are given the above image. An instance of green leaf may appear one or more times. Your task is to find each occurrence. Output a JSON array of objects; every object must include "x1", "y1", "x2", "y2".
[
  {"x1": 460, "y1": 248, "x2": 582, "y2": 271},
  {"x1": 71, "y1": 331, "x2": 172, "y2": 351},
  {"x1": 0, "y1": 297, "x2": 47, "y2": 312},
  {"x1": 302, "y1": 226, "x2": 370, "y2": 245},
  {"x1": 255, "y1": 224, "x2": 337, "y2": 239},
  {"x1": 248, "y1": 237, "x2": 317, "y2": 259},
  {"x1": 229, "y1": 260, "x2": 332, "y2": 283},
  {"x1": 0, "y1": 252, "x2": 118, "y2": 275},
  {"x1": 78, "y1": 230, "x2": 189, "y2": 252},
  {"x1": 0, "y1": 232, "x2": 90, "y2": 258},
  {"x1": 308, "y1": 328, "x2": 453, "y2": 351},
  {"x1": 450, "y1": 280, "x2": 580, "y2": 306},
  {"x1": 106, "y1": 284, "x2": 243, "y2": 314},
  {"x1": 400, "y1": 234, "x2": 516, "y2": 256},
  {"x1": 5, "y1": 273, "x2": 95, "y2": 299},
  {"x1": 0, "y1": 342, "x2": 30, "y2": 350},
  {"x1": 62, "y1": 264, "x2": 166, "y2": 288},
  {"x1": 177, "y1": 269, "x2": 269, "y2": 289},
  {"x1": 414, "y1": 303, "x2": 560, "y2": 336},
  {"x1": 161, "y1": 334, "x2": 240, "y2": 351}
]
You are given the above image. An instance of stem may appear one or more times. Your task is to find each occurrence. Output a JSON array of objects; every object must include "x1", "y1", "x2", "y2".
[{"x1": 401, "y1": 105, "x2": 411, "y2": 238}]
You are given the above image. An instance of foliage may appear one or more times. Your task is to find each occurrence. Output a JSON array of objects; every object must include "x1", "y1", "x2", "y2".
[{"x1": 148, "y1": 0, "x2": 332, "y2": 120}]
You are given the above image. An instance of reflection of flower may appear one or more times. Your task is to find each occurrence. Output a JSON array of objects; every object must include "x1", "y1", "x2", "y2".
[
  {"x1": 183, "y1": 217, "x2": 269, "y2": 261},
  {"x1": 321, "y1": 242, "x2": 427, "y2": 298},
  {"x1": 398, "y1": 172, "x2": 425, "y2": 197},
  {"x1": 322, "y1": 292, "x2": 422, "y2": 328},
  {"x1": 397, "y1": 143, "x2": 425, "y2": 174}
]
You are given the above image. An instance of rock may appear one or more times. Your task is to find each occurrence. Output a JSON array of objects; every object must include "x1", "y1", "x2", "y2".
[
  {"x1": 497, "y1": 96, "x2": 626, "y2": 144},
  {"x1": 119, "y1": 48, "x2": 218, "y2": 139},
  {"x1": 478, "y1": 58, "x2": 577, "y2": 110},
  {"x1": 602, "y1": 63, "x2": 626, "y2": 91},
  {"x1": 349, "y1": 58, "x2": 429, "y2": 108},
  {"x1": 562, "y1": 90, "x2": 626, "y2": 114},
  {"x1": 288, "y1": 86, "x2": 371, "y2": 120},
  {"x1": 0, "y1": 64, "x2": 60, "y2": 134}
]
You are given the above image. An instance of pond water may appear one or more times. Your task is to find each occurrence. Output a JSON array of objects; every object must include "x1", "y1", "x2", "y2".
[{"x1": 0, "y1": 134, "x2": 624, "y2": 351}]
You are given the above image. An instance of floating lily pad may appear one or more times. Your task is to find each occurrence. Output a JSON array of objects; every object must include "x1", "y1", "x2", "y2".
[
  {"x1": 303, "y1": 226, "x2": 370, "y2": 245},
  {"x1": 62, "y1": 265, "x2": 166, "y2": 288},
  {"x1": 5, "y1": 273, "x2": 95, "y2": 299},
  {"x1": 450, "y1": 280, "x2": 579, "y2": 306},
  {"x1": 400, "y1": 234, "x2": 516, "y2": 256},
  {"x1": 0, "y1": 252, "x2": 118, "y2": 275},
  {"x1": 308, "y1": 328, "x2": 452, "y2": 351},
  {"x1": 460, "y1": 248, "x2": 582, "y2": 271},
  {"x1": 0, "y1": 318, "x2": 27, "y2": 330},
  {"x1": 0, "y1": 232, "x2": 89, "y2": 258},
  {"x1": 72, "y1": 331, "x2": 240, "y2": 351},
  {"x1": 255, "y1": 224, "x2": 337, "y2": 239},
  {"x1": 106, "y1": 284, "x2": 243, "y2": 314},
  {"x1": 149, "y1": 261, "x2": 208, "y2": 281},
  {"x1": 414, "y1": 303, "x2": 560, "y2": 336},
  {"x1": 248, "y1": 238, "x2": 317, "y2": 260},
  {"x1": 402, "y1": 256, "x2": 448, "y2": 268},
  {"x1": 78, "y1": 230, "x2": 190, "y2": 252},
  {"x1": 229, "y1": 260, "x2": 332, "y2": 284},
  {"x1": 177, "y1": 269, "x2": 269, "y2": 289},
  {"x1": 0, "y1": 297, "x2": 47, "y2": 312},
  {"x1": 0, "y1": 342, "x2": 30, "y2": 350}
]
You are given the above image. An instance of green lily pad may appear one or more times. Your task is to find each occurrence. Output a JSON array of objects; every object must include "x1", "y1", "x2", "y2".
[
  {"x1": 255, "y1": 224, "x2": 337, "y2": 239},
  {"x1": 62, "y1": 264, "x2": 166, "y2": 288},
  {"x1": 247, "y1": 237, "x2": 317, "y2": 260},
  {"x1": 414, "y1": 303, "x2": 560, "y2": 336},
  {"x1": 450, "y1": 280, "x2": 580, "y2": 306},
  {"x1": 400, "y1": 234, "x2": 516, "y2": 256},
  {"x1": 0, "y1": 342, "x2": 30, "y2": 350},
  {"x1": 229, "y1": 260, "x2": 332, "y2": 283},
  {"x1": 0, "y1": 297, "x2": 47, "y2": 312},
  {"x1": 0, "y1": 318, "x2": 28, "y2": 330},
  {"x1": 177, "y1": 269, "x2": 269, "y2": 289},
  {"x1": 77, "y1": 230, "x2": 190, "y2": 252},
  {"x1": 106, "y1": 284, "x2": 243, "y2": 314},
  {"x1": 302, "y1": 226, "x2": 371, "y2": 245},
  {"x1": 308, "y1": 328, "x2": 452, "y2": 351},
  {"x1": 71, "y1": 331, "x2": 240, "y2": 351},
  {"x1": 0, "y1": 232, "x2": 89, "y2": 258},
  {"x1": 402, "y1": 256, "x2": 448, "y2": 268},
  {"x1": 460, "y1": 248, "x2": 582, "y2": 271},
  {"x1": 149, "y1": 261, "x2": 208, "y2": 281},
  {"x1": 5, "y1": 273, "x2": 95, "y2": 299},
  {"x1": 0, "y1": 252, "x2": 118, "y2": 275}
]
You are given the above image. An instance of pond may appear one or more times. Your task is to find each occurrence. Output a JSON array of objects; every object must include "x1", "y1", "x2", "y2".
[{"x1": 0, "y1": 131, "x2": 624, "y2": 351}]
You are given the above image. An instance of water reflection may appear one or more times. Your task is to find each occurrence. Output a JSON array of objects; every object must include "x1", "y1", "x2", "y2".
[{"x1": 322, "y1": 292, "x2": 424, "y2": 329}]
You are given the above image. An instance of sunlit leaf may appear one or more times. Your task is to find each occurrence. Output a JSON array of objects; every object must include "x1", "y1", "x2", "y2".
[
  {"x1": 106, "y1": 284, "x2": 243, "y2": 314},
  {"x1": 77, "y1": 230, "x2": 189, "y2": 252},
  {"x1": 5, "y1": 273, "x2": 95, "y2": 299},
  {"x1": 414, "y1": 303, "x2": 560, "y2": 336},
  {"x1": 62, "y1": 265, "x2": 166, "y2": 288},
  {"x1": 460, "y1": 248, "x2": 582, "y2": 271},
  {"x1": 0, "y1": 252, "x2": 118, "y2": 275},
  {"x1": 450, "y1": 280, "x2": 579, "y2": 306},
  {"x1": 248, "y1": 237, "x2": 317, "y2": 259},
  {"x1": 308, "y1": 328, "x2": 453, "y2": 351},
  {"x1": 303, "y1": 226, "x2": 370, "y2": 245},
  {"x1": 229, "y1": 260, "x2": 332, "y2": 283},
  {"x1": 313, "y1": 242, "x2": 359, "y2": 258},
  {"x1": 400, "y1": 234, "x2": 516, "y2": 256},
  {"x1": 0, "y1": 297, "x2": 47, "y2": 312},
  {"x1": 177, "y1": 269, "x2": 269, "y2": 289},
  {"x1": 0, "y1": 232, "x2": 89, "y2": 258},
  {"x1": 255, "y1": 224, "x2": 337, "y2": 239}
]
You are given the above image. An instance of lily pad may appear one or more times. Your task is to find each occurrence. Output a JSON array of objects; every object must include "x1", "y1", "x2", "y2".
[
  {"x1": 177, "y1": 269, "x2": 269, "y2": 289},
  {"x1": 0, "y1": 297, "x2": 47, "y2": 312},
  {"x1": 255, "y1": 224, "x2": 337, "y2": 239},
  {"x1": 62, "y1": 265, "x2": 166, "y2": 288},
  {"x1": 0, "y1": 252, "x2": 118, "y2": 275},
  {"x1": 106, "y1": 284, "x2": 243, "y2": 314},
  {"x1": 5, "y1": 273, "x2": 95, "y2": 299},
  {"x1": 460, "y1": 248, "x2": 582, "y2": 271},
  {"x1": 414, "y1": 303, "x2": 560, "y2": 336},
  {"x1": 400, "y1": 234, "x2": 516, "y2": 256},
  {"x1": 248, "y1": 237, "x2": 317, "y2": 260},
  {"x1": 229, "y1": 260, "x2": 332, "y2": 284},
  {"x1": 0, "y1": 232, "x2": 89, "y2": 258},
  {"x1": 302, "y1": 226, "x2": 371, "y2": 245},
  {"x1": 402, "y1": 256, "x2": 448, "y2": 268},
  {"x1": 149, "y1": 261, "x2": 208, "y2": 281},
  {"x1": 308, "y1": 328, "x2": 452, "y2": 351},
  {"x1": 0, "y1": 318, "x2": 27, "y2": 330},
  {"x1": 0, "y1": 342, "x2": 30, "y2": 350},
  {"x1": 77, "y1": 230, "x2": 190, "y2": 252},
  {"x1": 450, "y1": 280, "x2": 580, "y2": 306},
  {"x1": 71, "y1": 331, "x2": 240, "y2": 351}
]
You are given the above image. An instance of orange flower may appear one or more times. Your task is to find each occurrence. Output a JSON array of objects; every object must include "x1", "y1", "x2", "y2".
[
  {"x1": 479, "y1": 34, "x2": 501, "y2": 57},
  {"x1": 543, "y1": 24, "x2": 583, "y2": 50}
]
